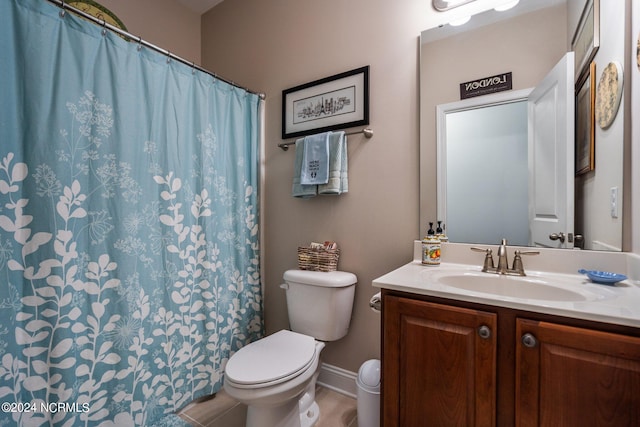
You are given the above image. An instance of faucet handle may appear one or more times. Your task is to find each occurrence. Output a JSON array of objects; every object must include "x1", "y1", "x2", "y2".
[
  {"x1": 514, "y1": 250, "x2": 540, "y2": 256},
  {"x1": 511, "y1": 250, "x2": 540, "y2": 275},
  {"x1": 471, "y1": 247, "x2": 495, "y2": 272}
]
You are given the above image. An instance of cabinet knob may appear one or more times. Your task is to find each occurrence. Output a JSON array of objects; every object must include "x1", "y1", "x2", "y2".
[
  {"x1": 521, "y1": 333, "x2": 537, "y2": 348},
  {"x1": 478, "y1": 325, "x2": 492, "y2": 339}
]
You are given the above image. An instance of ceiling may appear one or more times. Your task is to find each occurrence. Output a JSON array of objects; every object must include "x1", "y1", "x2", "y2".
[{"x1": 175, "y1": 0, "x2": 224, "y2": 14}]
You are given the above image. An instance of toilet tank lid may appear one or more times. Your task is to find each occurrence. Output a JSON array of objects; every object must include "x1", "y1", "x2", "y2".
[{"x1": 284, "y1": 270, "x2": 357, "y2": 287}]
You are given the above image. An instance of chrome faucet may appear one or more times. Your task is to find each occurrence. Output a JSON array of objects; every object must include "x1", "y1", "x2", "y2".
[
  {"x1": 471, "y1": 239, "x2": 539, "y2": 276},
  {"x1": 496, "y1": 238, "x2": 510, "y2": 274}
]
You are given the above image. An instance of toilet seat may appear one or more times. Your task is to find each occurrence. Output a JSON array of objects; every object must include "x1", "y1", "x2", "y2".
[{"x1": 225, "y1": 330, "x2": 317, "y2": 389}]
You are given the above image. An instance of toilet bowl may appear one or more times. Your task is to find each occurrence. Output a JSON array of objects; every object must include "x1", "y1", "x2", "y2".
[
  {"x1": 224, "y1": 330, "x2": 325, "y2": 427},
  {"x1": 223, "y1": 270, "x2": 357, "y2": 427}
]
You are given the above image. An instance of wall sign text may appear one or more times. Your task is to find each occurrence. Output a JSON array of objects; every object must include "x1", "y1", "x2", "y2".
[{"x1": 460, "y1": 72, "x2": 512, "y2": 99}]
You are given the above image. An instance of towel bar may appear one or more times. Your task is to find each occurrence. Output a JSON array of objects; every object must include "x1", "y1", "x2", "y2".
[{"x1": 278, "y1": 128, "x2": 373, "y2": 151}]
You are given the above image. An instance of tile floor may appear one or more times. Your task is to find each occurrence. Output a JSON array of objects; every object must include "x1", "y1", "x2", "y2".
[{"x1": 178, "y1": 386, "x2": 358, "y2": 427}]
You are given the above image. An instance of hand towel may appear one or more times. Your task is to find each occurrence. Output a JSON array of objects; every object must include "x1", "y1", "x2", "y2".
[
  {"x1": 300, "y1": 132, "x2": 330, "y2": 185},
  {"x1": 292, "y1": 138, "x2": 318, "y2": 198},
  {"x1": 319, "y1": 131, "x2": 348, "y2": 195}
]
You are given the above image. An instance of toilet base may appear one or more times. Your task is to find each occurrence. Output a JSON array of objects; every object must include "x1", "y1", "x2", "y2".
[
  {"x1": 299, "y1": 401, "x2": 320, "y2": 427},
  {"x1": 245, "y1": 374, "x2": 320, "y2": 427},
  {"x1": 298, "y1": 373, "x2": 320, "y2": 427}
]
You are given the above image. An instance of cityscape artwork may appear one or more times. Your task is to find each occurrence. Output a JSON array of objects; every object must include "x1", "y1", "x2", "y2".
[
  {"x1": 293, "y1": 86, "x2": 355, "y2": 124},
  {"x1": 282, "y1": 66, "x2": 369, "y2": 139}
]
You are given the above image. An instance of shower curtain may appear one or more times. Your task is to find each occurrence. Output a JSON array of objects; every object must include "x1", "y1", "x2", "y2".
[{"x1": 0, "y1": 0, "x2": 263, "y2": 425}]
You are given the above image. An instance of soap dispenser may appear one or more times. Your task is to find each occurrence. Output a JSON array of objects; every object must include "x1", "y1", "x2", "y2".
[
  {"x1": 422, "y1": 222, "x2": 441, "y2": 266},
  {"x1": 437, "y1": 221, "x2": 449, "y2": 243}
]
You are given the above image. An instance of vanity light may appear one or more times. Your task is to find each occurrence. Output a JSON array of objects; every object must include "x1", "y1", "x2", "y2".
[
  {"x1": 494, "y1": 0, "x2": 520, "y2": 12},
  {"x1": 449, "y1": 15, "x2": 471, "y2": 26},
  {"x1": 432, "y1": 0, "x2": 477, "y2": 12}
]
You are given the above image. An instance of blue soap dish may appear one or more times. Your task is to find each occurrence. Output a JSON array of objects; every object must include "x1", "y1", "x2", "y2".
[{"x1": 578, "y1": 269, "x2": 627, "y2": 285}]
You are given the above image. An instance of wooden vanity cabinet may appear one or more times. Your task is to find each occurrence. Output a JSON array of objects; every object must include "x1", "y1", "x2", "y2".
[
  {"x1": 516, "y1": 319, "x2": 640, "y2": 427},
  {"x1": 382, "y1": 295, "x2": 497, "y2": 427},
  {"x1": 381, "y1": 290, "x2": 640, "y2": 427}
]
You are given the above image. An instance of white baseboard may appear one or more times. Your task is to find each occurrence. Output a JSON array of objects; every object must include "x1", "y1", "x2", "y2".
[{"x1": 317, "y1": 363, "x2": 358, "y2": 399}]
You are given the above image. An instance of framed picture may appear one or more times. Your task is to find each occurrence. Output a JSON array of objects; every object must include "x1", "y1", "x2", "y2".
[
  {"x1": 572, "y1": 0, "x2": 599, "y2": 79},
  {"x1": 282, "y1": 66, "x2": 369, "y2": 139},
  {"x1": 576, "y1": 62, "x2": 596, "y2": 175},
  {"x1": 595, "y1": 61, "x2": 624, "y2": 129}
]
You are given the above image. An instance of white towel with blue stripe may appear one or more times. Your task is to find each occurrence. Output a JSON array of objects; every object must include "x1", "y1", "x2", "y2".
[
  {"x1": 318, "y1": 131, "x2": 348, "y2": 195},
  {"x1": 300, "y1": 132, "x2": 330, "y2": 185}
]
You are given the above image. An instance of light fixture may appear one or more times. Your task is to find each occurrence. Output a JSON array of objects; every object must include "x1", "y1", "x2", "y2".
[
  {"x1": 432, "y1": 0, "x2": 477, "y2": 12},
  {"x1": 494, "y1": 0, "x2": 520, "y2": 12}
]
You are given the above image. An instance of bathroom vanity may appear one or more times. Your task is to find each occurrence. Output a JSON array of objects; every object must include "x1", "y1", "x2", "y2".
[{"x1": 373, "y1": 242, "x2": 640, "y2": 427}]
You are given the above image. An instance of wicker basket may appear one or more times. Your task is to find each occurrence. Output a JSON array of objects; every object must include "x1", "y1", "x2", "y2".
[{"x1": 297, "y1": 246, "x2": 340, "y2": 272}]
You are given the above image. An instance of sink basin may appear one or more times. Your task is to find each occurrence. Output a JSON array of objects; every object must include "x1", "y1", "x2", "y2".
[{"x1": 431, "y1": 271, "x2": 613, "y2": 302}]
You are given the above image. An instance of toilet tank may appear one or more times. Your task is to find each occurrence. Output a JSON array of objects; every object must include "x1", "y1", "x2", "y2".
[{"x1": 282, "y1": 270, "x2": 357, "y2": 341}]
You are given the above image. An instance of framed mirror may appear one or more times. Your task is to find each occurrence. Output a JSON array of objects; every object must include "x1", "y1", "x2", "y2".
[{"x1": 419, "y1": 0, "x2": 626, "y2": 251}]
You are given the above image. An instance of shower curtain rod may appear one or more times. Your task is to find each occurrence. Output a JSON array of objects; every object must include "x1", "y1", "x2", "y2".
[{"x1": 48, "y1": 0, "x2": 266, "y2": 99}]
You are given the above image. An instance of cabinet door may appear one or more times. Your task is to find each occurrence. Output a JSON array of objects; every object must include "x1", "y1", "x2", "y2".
[
  {"x1": 516, "y1": 319, "x2": 640, "y2": 426},
  {"x1": 383, "y1": 295, "x2": 497, "y2": 427}
]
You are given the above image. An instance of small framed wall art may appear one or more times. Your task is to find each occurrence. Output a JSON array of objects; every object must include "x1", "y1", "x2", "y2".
[
  {"x1": 571, "y1": 0, "x2": 599, "y2": 79},
  {"x1": 595, "y1": 61, "x2": 624, "y2": 129},
  {"x1": 576, "y1": 62, "x2": 596, "y2": 175},
  {"x1": 282, "y1": 66, "x2": 370, "y2": 139}
]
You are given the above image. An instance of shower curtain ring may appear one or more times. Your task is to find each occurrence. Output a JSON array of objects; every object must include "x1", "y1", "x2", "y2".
[
  {"x1": 137, "y1": 36, "x2": 143, "y2": 51},
  {"x1": 59, "y1": 0, "x2": 66, "y2": 17},
  {"x1": 167, "y1": 51, "x2": 171, "y2": 64},
  {"x1": 101, "y1": 19, "x2": 107, "y2": 36}
]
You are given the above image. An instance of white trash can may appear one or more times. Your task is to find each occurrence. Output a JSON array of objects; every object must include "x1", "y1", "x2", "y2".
[{"x1": 357, "y1": 359, "x2": 380, "y2": 427}]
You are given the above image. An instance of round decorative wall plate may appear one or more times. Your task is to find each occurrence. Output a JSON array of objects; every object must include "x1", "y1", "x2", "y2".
[
  {"x1": 595, "y1": 61, "x2": 623, "y2": 129},
  {"x1": 68, "y1": 0, "x2": 127, "y2": 32}
]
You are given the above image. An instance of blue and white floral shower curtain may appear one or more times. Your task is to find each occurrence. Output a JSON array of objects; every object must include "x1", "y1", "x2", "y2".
[{"x1": 0, "y1": 0, "x2": 263, "y2": 425}]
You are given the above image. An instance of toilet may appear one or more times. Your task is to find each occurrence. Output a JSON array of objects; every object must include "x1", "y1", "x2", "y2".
[{"x1": 224, "y1": 269, "x2": 357, "y2": 427}]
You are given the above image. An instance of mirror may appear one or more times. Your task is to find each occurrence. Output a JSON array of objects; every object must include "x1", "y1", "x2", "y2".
[{"x1": 419, "y1": 0, "x2": 625, "y2": 251}]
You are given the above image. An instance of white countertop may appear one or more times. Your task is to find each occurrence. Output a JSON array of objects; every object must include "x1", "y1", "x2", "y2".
[{"x1": 373, "y1": 243, "x2": 640, "y2": 328}]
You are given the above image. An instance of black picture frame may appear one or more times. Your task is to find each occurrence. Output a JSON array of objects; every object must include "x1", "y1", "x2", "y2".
[{"x1": 282, "y1": 66, "x2": 369, "y2": 139}]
